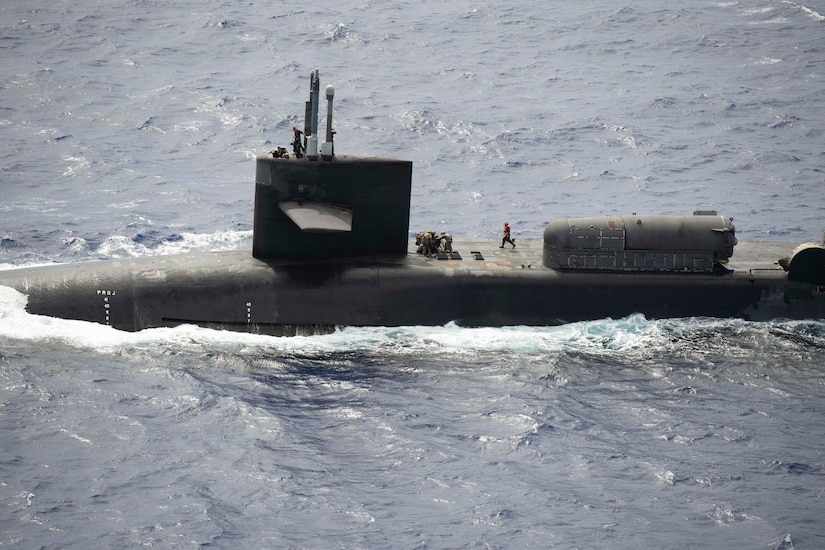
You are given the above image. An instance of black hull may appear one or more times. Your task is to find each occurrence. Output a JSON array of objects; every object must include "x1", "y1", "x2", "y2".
[{"x1": 2, "y1": 240, "x2": 822, "y2": 333}]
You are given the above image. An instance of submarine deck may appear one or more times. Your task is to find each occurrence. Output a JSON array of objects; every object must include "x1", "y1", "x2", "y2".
[
  {"x1": 0, "y1": 239, "x2": 796, "y2": 276},
  {"x1": 403, "y1": 238, "x2": 793, "y2": 275}
]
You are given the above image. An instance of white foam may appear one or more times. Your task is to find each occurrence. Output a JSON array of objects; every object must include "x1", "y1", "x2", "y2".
[
  {"x1": 3, "y1": 282, "x2": 822, "y2": 360},
  {"x1": 95, "y1": 230, "x2": 253, "y2": 258},
  {"x1": 784, "y1": 1, "x2": 825, "y2": 21},
  {"x1": 0, "y1": 286, "x2": 668, "y2": 357},
  {"x1": 61, "y1": 155, "x2": 90, "y2": 177}
]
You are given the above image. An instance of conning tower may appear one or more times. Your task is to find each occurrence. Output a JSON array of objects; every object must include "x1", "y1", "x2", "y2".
[{"x1": 253, "y1": 70, "x2": 412, "y2": 260}]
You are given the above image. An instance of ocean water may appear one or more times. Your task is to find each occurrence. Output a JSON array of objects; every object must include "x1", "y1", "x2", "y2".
[{"x1": 2, "y1": 0, "x2": 825, "y2": 548}]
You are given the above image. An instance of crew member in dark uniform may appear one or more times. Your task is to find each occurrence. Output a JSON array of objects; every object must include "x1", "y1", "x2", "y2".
[
  {"x1": 500, "y1": 222, "x2": 515, "y2": 248},
  {"x1": 291, "y1": 126, "x2": 305, "y2": 158},
  {"x1": 440, "y1": 232, "x2": 453, "y2": 252}
]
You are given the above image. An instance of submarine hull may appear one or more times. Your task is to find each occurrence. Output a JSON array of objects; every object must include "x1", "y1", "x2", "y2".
[
  {"x1": 2, "y1": 240, "x2": 822, "y2": 333},
  {"x1": 6, "y1": 75, "x2": 822, "y2": 334}
]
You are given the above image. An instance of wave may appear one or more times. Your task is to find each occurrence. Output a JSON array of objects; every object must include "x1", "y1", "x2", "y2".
[
  {"x1": 95, "y1": 229, "x2": 253, "y2": 258},
  {"x1": 0, "y1": 230, "x2": 254, "y2": 269},
  {"x1": 778, "y1": 1, "x2": 825, "y2": 22}
]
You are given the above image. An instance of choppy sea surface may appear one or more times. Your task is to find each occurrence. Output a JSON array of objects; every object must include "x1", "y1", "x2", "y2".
[{"x1": 2, "y1": 0, "x2": 825, "y2": 548}]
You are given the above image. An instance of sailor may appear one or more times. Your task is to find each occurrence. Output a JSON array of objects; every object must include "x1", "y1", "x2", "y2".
[
  {"x1": 501, "y1": 222, "x2": 516, "y2": 248},
  {"x1": 291, "y1": 126, "x2": 305, "y2": 158},
  {"x1": 429, "y1": 231, "x2": 439, "y2": 254},
  {"x1": 440, "y1": 232, "x2": 453, "y2": 253},
  {"x1": 421, "y1": 231, "x2": 433, "y2": 255},
  {"x1": 422, "y1": 231, "x2": 436, "y2": 254}
]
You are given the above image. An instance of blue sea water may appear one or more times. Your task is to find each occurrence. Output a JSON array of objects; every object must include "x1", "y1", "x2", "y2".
[{"x1": 2, "y1": 0, "x2": 825, "y2": 548}]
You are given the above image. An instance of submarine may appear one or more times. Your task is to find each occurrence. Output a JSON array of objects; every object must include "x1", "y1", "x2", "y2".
[{"x1": 1, "y1": 70, "x2": 824, "y2": 335}]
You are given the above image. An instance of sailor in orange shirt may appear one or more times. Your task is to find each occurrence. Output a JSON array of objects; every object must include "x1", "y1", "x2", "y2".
[{"x1": 500, "y1": 222, "x2": 515, "y2": 248}]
